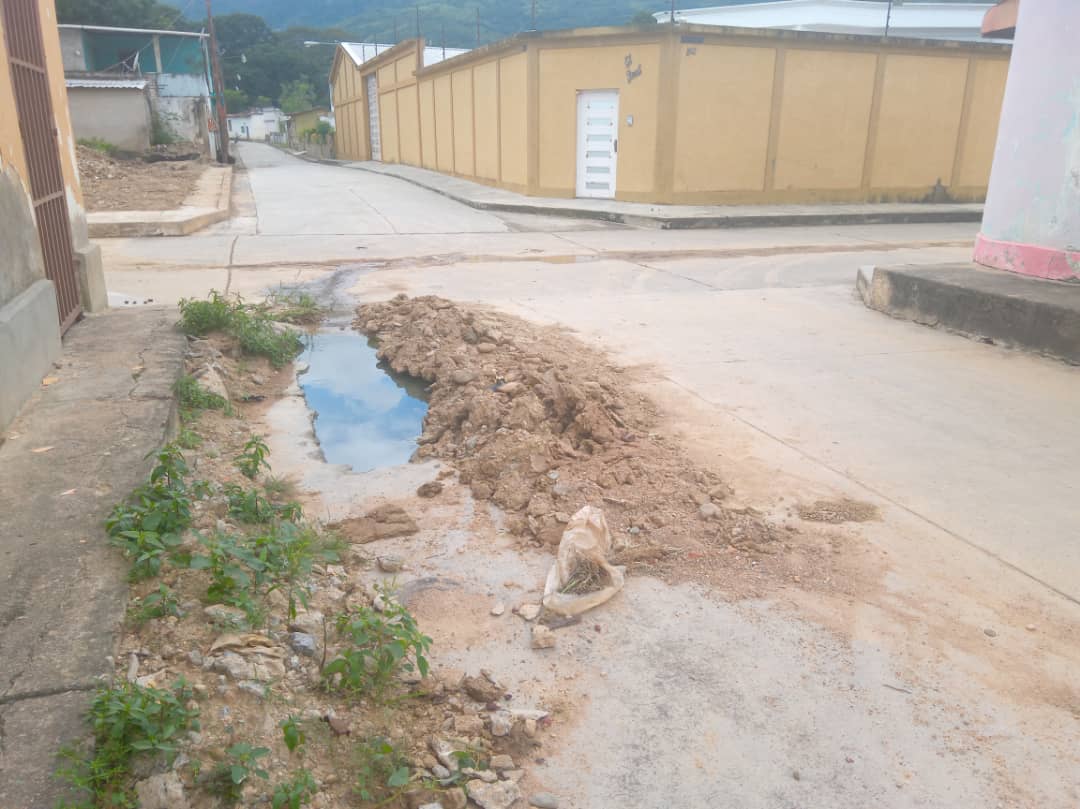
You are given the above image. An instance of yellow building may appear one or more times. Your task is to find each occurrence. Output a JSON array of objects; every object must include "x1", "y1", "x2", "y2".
[
  {"x1": 1, "y1": 0, "x2": 105, "y2": 429},
  {"x1": 330, "y1": 24, "x2": 1010, "y2": 205}
]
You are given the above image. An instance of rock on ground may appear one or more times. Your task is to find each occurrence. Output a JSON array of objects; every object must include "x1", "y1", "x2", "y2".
[
  {"x1": 134, "y1": 772, "x2": 189, "y2": 809},
  {"x1": 466, "y1": 779, "x2": 521, "y2": 809}
]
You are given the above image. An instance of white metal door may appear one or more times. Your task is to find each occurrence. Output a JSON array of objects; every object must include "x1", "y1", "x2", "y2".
[
  {"x1": 366, "y1": 74, "x2": 381, "y2": 161},
  {"x1": 575, "y1": 90, "x2": 618, "y2": 198}
]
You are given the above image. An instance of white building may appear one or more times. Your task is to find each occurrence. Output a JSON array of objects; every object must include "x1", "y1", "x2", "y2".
[
  {"x1": 655, "y1": 0, "x2": 1000, "y2": 42},
  {"x1": 227, "y1": 107, "x2": 288, "y2": 143}
]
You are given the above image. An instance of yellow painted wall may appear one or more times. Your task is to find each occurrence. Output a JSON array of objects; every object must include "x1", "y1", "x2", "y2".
[
  {"x1": 537, "y1": 43, "x2": 661, "y2": 196},
  {"x1": 418, "y1": 79, "x2": 437, "y2": 169},
  {"x1": 498, "y1": 52, "x2": 527, "y2": 187},
  {"x1": 0, "y1": 18, "x2": 29, "y2": 185},
  {"x1": 451, "y1": 69, "x2": 474, "y2": 176},
  {"x1": 674, "y1": 44, "x2": 775, "y2": 193},
  {"x1": 433, "y1": 74, "x2": 454, "y2": 173},
  {"x1": 871, "y1": 54, "x2": 967, "y2": 188},
  {"x1": 473, "y1": 61, "x2": 499, "y2": 181},
  {"x1": 775, "y1": 49, "x2": 877, "y2": 190},
  {"x1": 398, "y1": 84, "x2": 421, "y2": 166},
  {"x1": 379, "y1": 91, "x2": 399, "y2": 162},
  {"x1": 329, "y1": 29, "x2": 1010, "y2": 204},
  {"x1": 956, "y1": 57, "x2": 1009, "y2": 188}
]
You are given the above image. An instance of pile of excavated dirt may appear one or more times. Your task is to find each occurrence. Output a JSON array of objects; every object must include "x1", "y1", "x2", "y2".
[
  {"x1": 76, "y1": 144, "x2": 206, "y2": 211},
  {"x1": 356, "y1": 295, "x2": 780, "y2": 571}
]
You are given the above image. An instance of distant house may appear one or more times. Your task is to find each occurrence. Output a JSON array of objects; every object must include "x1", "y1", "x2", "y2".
[
  {"x1": 656, "y1": 0, "x2": 1000, "y2": 42},
  {"x1": 59, "y1": 24, "x2": 217, "y2": 153},
  {"x1": 227, "y1": 108, "x2": 288, "y2": 143}
]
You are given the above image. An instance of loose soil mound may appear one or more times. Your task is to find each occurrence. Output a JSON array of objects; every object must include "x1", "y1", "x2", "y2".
[
  {"x1": 77, "y1": 144, "x2": 206, "y2": 211},
  {"x1": 356, "y1": 295, "x2": 778, "y2": 567}
]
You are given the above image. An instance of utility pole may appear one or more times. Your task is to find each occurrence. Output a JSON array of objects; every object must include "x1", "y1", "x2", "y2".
[
  {"x1": 205, "y1": 0, "x2": 229, "y2": 163},
  {"x1": 441, "y1": 21, "x2": 446, "y2": 60},
  {"x1": 670, "y1": 0, "x2": 676, "y2": 25},
  {"x1": 884, "y1": 0, "x2": 895, "y2": 38},
  {"x1": 531, "y1": 0, "x2": 536, "y2": 30},
  {"x1": 416, "y1": 5, "x2": 421, "y2": 40},
  {"x1": 476, "y1": 7, "x2": 481, "y2": 46},
  {"x1": 393, "y1": 16, "x2": 399, "y2": 42}
]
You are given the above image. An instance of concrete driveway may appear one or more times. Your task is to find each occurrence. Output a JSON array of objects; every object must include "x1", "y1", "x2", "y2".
[{"x1": 97, "y1": 143, "x2": 1080, "y2": 809}]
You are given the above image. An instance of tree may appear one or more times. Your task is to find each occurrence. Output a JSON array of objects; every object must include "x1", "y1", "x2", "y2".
[
  {"x1": 223, "y1": 88, "x2": 250, "y2": 113},
  {"x1": 213, "y1": 13, "x2": 274, "y2": 55},
  {"x1": 56, "y1": 0, "x2": 196, "y2": 30},
  {"x1": 279, "y1": 80, "x2": 317, "y2": 113},
  {"x1": 629, "y1": 10, "x2": 658, "y2": 25}
]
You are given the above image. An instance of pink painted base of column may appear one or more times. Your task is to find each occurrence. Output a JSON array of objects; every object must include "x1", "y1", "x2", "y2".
[{"x1": 974, "y1": 233, "x2": 1080, "y2": 281}]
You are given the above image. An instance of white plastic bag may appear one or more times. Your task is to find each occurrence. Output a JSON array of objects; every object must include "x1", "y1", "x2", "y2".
[{"x1": 542, "y1": 506, "x2": 625, "y2": 616}]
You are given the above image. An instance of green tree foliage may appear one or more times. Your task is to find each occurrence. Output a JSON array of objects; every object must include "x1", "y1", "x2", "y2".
[
  {"x1": 223, "y1": 87, "x2": 250, "y2": 112},
  {"x1": 278, "y1": 80, "x2": 317, "y2": 113},
  {"x1": 56, "y1": 0, "x2": 195, "y2": 30}
]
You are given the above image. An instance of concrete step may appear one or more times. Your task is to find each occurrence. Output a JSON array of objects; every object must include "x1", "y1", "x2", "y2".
[{"x1": 857, "y1": 262, "x2": 1080, "y2": 364}]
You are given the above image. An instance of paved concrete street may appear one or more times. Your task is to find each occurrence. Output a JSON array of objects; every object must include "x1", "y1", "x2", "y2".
[{"x1": 95, "y1": 143, "x2": 1080, "y2": 808}]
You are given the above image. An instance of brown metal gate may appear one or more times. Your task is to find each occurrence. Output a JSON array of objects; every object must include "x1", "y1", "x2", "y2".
[{"x1": 2, "y1": 0, "x2": 82, "y2": 331}]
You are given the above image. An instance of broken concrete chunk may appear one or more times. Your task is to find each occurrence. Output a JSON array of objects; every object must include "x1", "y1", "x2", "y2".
[
  {"x1": 489, "y1": 712, "x2": 513, "y2": 737},
  {"x1": 466, "y1": 779, "x2": 521, "y2": 809},
  {"x1": 517, "y1": 603, "x2": 541, "y2": 621},
  {"x1": 489, "y1": 754, "x2": 515, "y2": 771},
  {"x1": 134, "y1": 772, "x2": 189, "y2": 809},
  {"x1": 530, "y1": 793, "x2": 560, "y2": 809},
  {"x1": 453, "y1": 714, "x2": 484, "y2": 734},
  {"x1": 288, "y1": 632, "x2": 318, "y2": 657},
  {"x1": 450, "y1": 369, "x2": 477, "y2": 385},
  {"x1": 463, "y1": 675, "x2": 503, "y2": 703}
]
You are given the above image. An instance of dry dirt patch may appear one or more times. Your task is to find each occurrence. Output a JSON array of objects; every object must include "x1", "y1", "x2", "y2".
[{"x1": 77, "y1": 144, "x2": 207, "y2": 211}]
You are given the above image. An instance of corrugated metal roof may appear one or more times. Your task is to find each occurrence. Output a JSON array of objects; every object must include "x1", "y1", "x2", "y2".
[
  {"x1": 66, "y1": 77, "x2": 147, "y2": 90},
  {"x1": 339, "y1": 41, "x2": 471, "y2": 68},
  {"x1": 58, "y1": 24, "x2": 206, "y2": 39}
]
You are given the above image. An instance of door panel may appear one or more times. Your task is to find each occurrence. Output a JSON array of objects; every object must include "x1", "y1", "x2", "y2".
[{"x1": 575, "y1": 90, "x2": 618, "y2": 199}]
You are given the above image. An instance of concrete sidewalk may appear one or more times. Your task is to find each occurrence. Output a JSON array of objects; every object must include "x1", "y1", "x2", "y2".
[
  {"x1": 0, "y1": 308, "x2": 185, "y2": 809},
  {"x1": 342, "y1": 159, "x2": 984, "y2": 229}
]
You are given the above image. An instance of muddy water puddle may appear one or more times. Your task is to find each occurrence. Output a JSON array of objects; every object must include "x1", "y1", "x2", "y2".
[{"x1": 298, "y1": 329, "x2": 428, "y2": 472}]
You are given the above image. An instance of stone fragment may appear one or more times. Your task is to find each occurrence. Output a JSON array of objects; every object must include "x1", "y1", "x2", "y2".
[
  {"x1": 699, "y1": 502, "x2": 721, "y2": 520},
  {"x1": 489, "y1": 754, "x2": 514, "y2": 771},
  {"x1": 451, "y1": 369, "x2": 476, "y2": 385},
  {"x1": 466, "y1": 780, "x2": 520, "y2": 809},
  {"x1": 490, "y1": 602, "x2": 506, "y2": 616},
  {"x1": 489, "y1": 711, "x2": 513, "y2": 737},
  {"x1": 417, "y1": 480, "x2": 444, "y2": 497},
  {"x1": 203, "y1": 604, "x2": 246, "y2": 624},
  {"x1": 517, "y1": 603, "x2": 541, "y2": 621},
  {"x1": 531, "y1": 625, "x2": 556, "y2": 649},
  {"x1": 288, "y1": 632, "x2": 318, "y2": 657},
  {"x1": 530, "y1": 793, "x2": 560, "y2": 809},
  {"x1": 378, "y1": 554, "x2": 405, "y2": 572},
  {"x1": 453, "y1": 714, "x2": 484, "y2": 734},
  {"x1": 463, "y1": 675, "x2": 503, "y2": 703},
  {"x1": 134, "y1": 772, "x2": 189, "y2": 809}
]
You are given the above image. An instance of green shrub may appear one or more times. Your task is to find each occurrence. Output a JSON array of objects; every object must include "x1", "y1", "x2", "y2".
[
  {"x1": 56, "y1": 680, "x2": 199, "y2": 807},
  {"x1": 178, "y1": 292, "x2": 303, "y2": 368},
  {"x1": 272, "y1": 770, "x2": 317, "y2": 809},
  {"x1": 133, "y1": 584, "x2": 182, "y2": 622},
  {"x1": 235, "y1": 434, "x2": 271, "y2": 480},
  {"x1": 324, "y1": 593, "x2": 431, "y2": 699},
  {"x1": 205, "y1": 742, "x2": 269, "y2": 805},
  {"x1": 174, "y1": 375, "x2": 229, "y2": 414}
]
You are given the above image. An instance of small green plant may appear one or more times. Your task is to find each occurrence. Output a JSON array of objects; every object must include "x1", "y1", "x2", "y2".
[
  {"x1": 281, "y1": 715, "x2": 306, "y2": 753},
  {"x1": 263, "y1": 476, "x2": 297, "y2": 499},
  {"x1": 177, "y1": 426, "x2": 203, "y2": 449},
  {"x1": 175, "y1": 374, "x2": 229, "y2": 414},
  {"x1": 235, "y1": 435, "x2": 271, "y2": 480},
  {"x1": 206, "y1": 742, "x2": 269, "y2": 805},
  {"x1": 106, "y1": 444, "x2": 205, "y2": 579},
  {"x1": 178, "y1": 292, "x2": 303, "y2": 368},
  {"x1": 55, "y1": 680, "x2": 199, "y2": 807},
  {"x1": 78, "y1": 137, "x2": 119, "y2": 156},
  {"x1": 324, "y1": 591, "x2": 431, "y2": 699},
  {"x1": 133, "y1": 584, "x2": 182, "y2": 621},
  {"x1": 272, "y1": 769, "x2": 317, "y2": 809},
  {"x1": 224, "y1": 483, "x2": 278, "y2": 524},
  {"x1": 267, "y1": 290, "x2": 325, "y2": 326},
  {"x1": 353, "y1": 737, "x2": 410, "y2": 803},
  {"x1": 190, "y1": 531, "x2": 262, "y2": 622}
]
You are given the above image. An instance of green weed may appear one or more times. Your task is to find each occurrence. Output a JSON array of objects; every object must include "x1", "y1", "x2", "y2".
[
  {"x1": 353, "y1": 737, "x2": 410, "y2": 803},
  {"x1": 78, "y1": 137, "x2": 118, "y2": 156},
  {"x1": 178, "y1": 292, "x2": 303, "y2": 368},
  {"x1": 177, "y1": 426, "x2": 203, "y2": 449},
  {"x1": 235, "y1": 434, "x2": 271, "y2": 480},
  {"x1": 324, "y1": 592, "x2": 431, "y2": 699},
  {"x1": 133, "y1": 584, "x2": 182, "y2": 622},
  {"x1": 280, "y1": 716, "x2": 306, "y2": 754},
  {"x1": 267, "y1": 290, "x2": 325, "y2": 326},
  {"x1": 272, "y1": 770, "x2": 317, "y2": 809},
  {"x1": 174, "y1": 375, "x2": 228, "y2": 414},
  {"x1": 55, "y1": 680, "x2": 199, "y2": 807},
  {"x1": 205, "y1": 742, "x2": 269, "y2": 805}
]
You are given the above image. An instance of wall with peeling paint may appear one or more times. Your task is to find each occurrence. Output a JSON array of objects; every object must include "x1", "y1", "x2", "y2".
[
  {"x1": 332, "y1": 25, "x2": 1010, "y2": 206},
  {"x1": 976, "y1": 1, "x2": 1080, "y2": 281}
]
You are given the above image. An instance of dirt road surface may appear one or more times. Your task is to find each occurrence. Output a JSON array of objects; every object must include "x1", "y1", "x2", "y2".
[{"x1": 93, "y1": 143, "x2": 1080, "y2": 809}]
